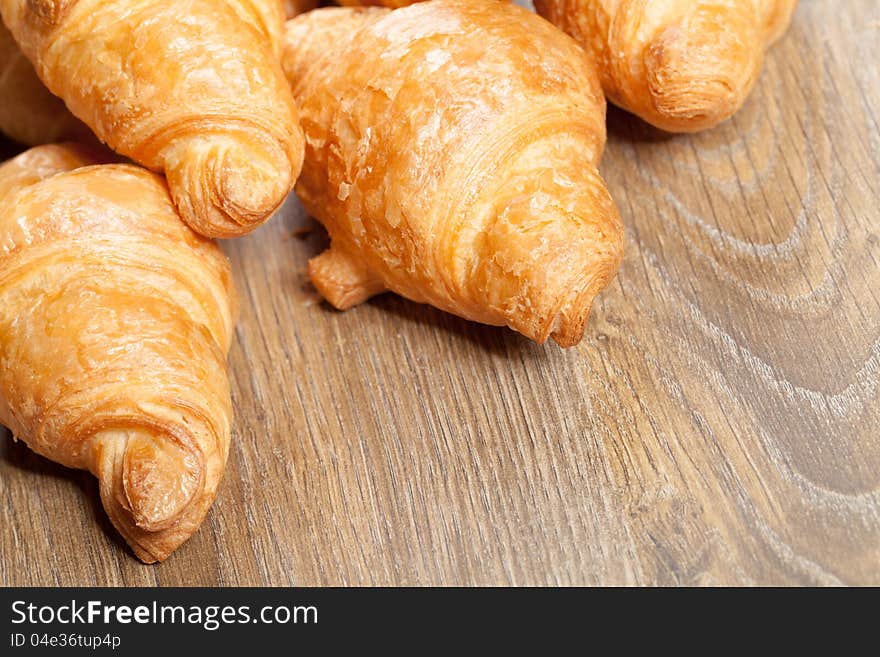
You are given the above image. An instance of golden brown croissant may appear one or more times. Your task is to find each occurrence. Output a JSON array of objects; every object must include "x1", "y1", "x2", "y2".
[
  {"x1": 0, "y1": 0, "x2": 304, "y2": 238},
  {"x1": 283, "y1": 1, "x2": 623, "y2": 347},
  {"x1": 0, "y1": 20, "x2": 90, "y2": 145},
  {"x1": 0, "y1": 144, "x2": 237, "y2": 563},
  {"x1": 534, "y1": 0, "x2": 799, "y2": 132}
]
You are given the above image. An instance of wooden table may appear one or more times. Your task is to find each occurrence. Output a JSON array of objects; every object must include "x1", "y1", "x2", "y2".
[{"x1": 2, "y1": 0, "x2": 878, "y2": 586}]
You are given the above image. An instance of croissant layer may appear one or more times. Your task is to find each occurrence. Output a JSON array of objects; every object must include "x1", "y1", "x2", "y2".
[
  {"x1": 0, "y1": 0, "x2": 304, "y2": 237},
  {"x1": 0, "y1": 144, "x2": 237, "y2": 562},
  {"x1": 283, "y1": 1, "x2": 624, "y2": 347},
  {"x1": 534, "y1": 0, "x2": 799, "y2": 132}
]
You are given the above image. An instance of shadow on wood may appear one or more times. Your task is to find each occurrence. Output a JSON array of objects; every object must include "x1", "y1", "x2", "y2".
[{"x1": 0, "y1": 426, "x2": 132, "y2": 560}]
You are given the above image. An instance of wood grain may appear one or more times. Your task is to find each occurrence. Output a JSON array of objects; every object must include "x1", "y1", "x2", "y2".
[{"x1": 1, "y1": 0, "x2": 878, "y2": 586}]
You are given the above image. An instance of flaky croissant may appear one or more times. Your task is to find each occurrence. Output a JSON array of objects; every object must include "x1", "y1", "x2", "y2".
[
  {"x1": 0, "y1": 144, "x2": 237, "y2": 563},
  {"x1": 0, "y1": 20, "x2": 90, "y2": 145},
  {"x1": 534, "y1": 0, "x2": 799, "y2": 132},
  {"x1": 0, "y1": 0, "x2": 304, "y2": 238},
  {"x1": 283, "y1": 1, "x2": 623, "y2": 347}
]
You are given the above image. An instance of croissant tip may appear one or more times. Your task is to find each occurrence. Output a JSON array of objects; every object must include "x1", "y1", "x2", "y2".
[
  {"x1": 644, "y1": 15, "x2": 758, "y2": 132},
  {"x1": 645, "y1": 75, "x2": 743, "y2": 133},
  {"x1": 214, "y1": 148, "x2": 293, "y2": 227},
  {"x1": 120, "y1": 432, "x2": 203, "y2": 533},
  {"x1": 308, "y1": 246, "x2": 386, "y2": 310},
  {"x1": 93, "y1": 428, "x2": 210, "y2": 563},
  {"x1": 165, "y1": 134, "x2": 299, "y2": 238},
  {"x1": 130, "y1": 545, "x2": 165, "y2": 565},
  {"x1": 549, "y1": 264, "x2": 620, "y2": 348}
]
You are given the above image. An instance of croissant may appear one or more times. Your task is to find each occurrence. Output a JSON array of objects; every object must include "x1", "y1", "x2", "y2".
[
  {"x1": 0, "y1": 0, "x2": 304, "y2": 238},
  {"x1": 533, "y1": 0, "x2": 799, "y2": 132},
  {"x1": 0, "y1": 20, "x2": 89, "y2": 145},
  {"x1": 283, "y1": 0, "x2": 623, "y2": 347},
  {"x1": 0, "y1": 144, "x2": 237, "y2": 563}
]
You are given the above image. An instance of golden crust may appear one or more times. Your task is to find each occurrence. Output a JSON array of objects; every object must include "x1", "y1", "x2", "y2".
[
  {"x1": 534, "y1": 0, "x2": 799, "y2": 132},
  {"x1": 283, "y1": 0, "x2": 318, "y2": 18},
  {"x1": 336, "y1": 0, "x2": 423, "y2": 8},
  {"x1": 283, "y1": 1, "x2": 623, "y2": 347},
  {"x1": 0, "y1": 144, "x2": 237, "y2": 563},
  {"x1": 0, "y1": 20, "x2": 90, "y2": 145},
  {"x1": 0, "y1": 0, "x2": 304, "y2": 238}
]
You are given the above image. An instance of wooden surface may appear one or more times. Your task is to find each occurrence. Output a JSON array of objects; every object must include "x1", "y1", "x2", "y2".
[{"x1": 2, "y1": 0, "x2": 879, "y2": 586}]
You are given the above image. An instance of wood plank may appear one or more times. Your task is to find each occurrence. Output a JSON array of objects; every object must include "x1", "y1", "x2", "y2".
[{"x1": 1, "y1": 0, "x2": 878, "y2": 585}]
